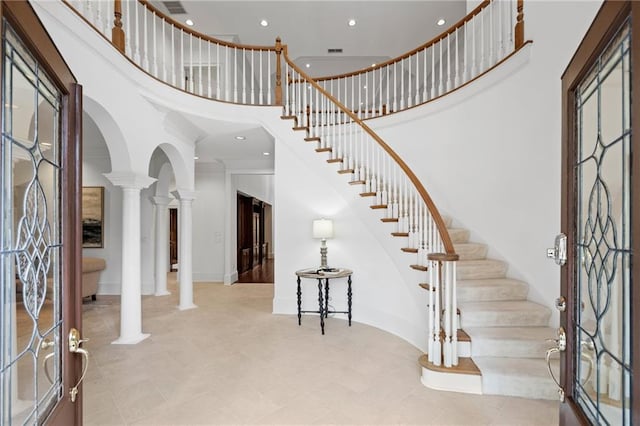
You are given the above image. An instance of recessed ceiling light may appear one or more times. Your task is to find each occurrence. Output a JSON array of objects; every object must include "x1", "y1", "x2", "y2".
[
  {"x1": 235, "y1": 136, "x2": 246, "y2": 140},
  {"x1": 185, "y1": 19, "x2": 194, "y2": 26},
  {"x1": 305, "y1": 63, "x2": 311, "y2": 68},
  {"x1": 348, "y1": 19, "x2": 356, "y2": 27},
  {"x1": 263, "y1": 152, "x2": 270, "y2": 156},
  {"x1": 437, "y1": 18, "x2": 446, "y2": 26},
  {"x1": 260, "y1": 19, "x2": 268, "y2": 27},
  {"x1": 363, "y1": 85, "x2": 367, "y2": 89},
  {"x1": 194, "y1": 156, "x2": 199, "y2": 160},
  {"x1": 371, "y1": 63, "x2": 376, "y2": 67}
]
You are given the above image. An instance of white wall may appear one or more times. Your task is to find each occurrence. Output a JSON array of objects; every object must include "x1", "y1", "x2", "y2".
[
  {"x1": 82, "y1": 113, "x2": 123, "y2": 294},
  {"x1": 192, "y1": 163, "x2": 226, "y2": 281},
  {"x1": 233, "y1": 174, "x2": 274, "y2": 204}
]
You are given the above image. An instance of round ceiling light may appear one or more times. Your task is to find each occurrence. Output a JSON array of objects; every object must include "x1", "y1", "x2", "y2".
[
  {"x1": 185, "y1": 19, "x2": 194, "y2": 26},
  {"x1": 437, "y1": 18, "x2": 446, "y2": 26},
  {"x1": 348, "y1": 19, "x2": 356, "y2": 27},
  {"x1": 263, "y1": 152, "x2": 271, "y2": 156},
  {"x1": 260, "y1": 19, "x2": 269, "y2": 27},
  {"x1": 235, "y1": 136, "x2": 246, "y2": 140}
]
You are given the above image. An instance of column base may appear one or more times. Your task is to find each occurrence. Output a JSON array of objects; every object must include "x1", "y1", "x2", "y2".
[
  {"x1": 178, "y1": 303, "x2": 197, "y2": 311},
  {"x1": 154, "y1": 290, "x2": 171, "y2": 296},
  {"x1": 111, "y1": 333, "x2": 150, "y2": 345}
]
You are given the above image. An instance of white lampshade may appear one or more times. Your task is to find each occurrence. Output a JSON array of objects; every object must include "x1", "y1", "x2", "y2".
[{"x1": 312, "y1": 218, "x2": 334, "y2": 239}]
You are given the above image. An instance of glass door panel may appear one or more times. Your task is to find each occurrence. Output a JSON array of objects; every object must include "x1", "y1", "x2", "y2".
[
  {"x1": 1, "y1": 20, "x2": 64, "y2": 425},
  {"x1": 573, "y1": 19, "x2": 632, "y2": 425}
]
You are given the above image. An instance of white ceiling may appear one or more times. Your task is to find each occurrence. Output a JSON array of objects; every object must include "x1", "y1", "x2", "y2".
[{"x1": 144, "y1": 1, "x2": 468, "y2": 170}]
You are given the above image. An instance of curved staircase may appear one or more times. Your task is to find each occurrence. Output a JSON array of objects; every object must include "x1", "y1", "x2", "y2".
[{"x1": 420, "y1": 220, "x2": 560, "y2": 400}]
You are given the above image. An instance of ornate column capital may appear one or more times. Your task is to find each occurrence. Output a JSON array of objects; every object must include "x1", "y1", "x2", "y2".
[
  {"x1": 104, "y1": 171, "x2": 156, "y2": 190},
  {"x1": 171, "y1": 188, "x2": 196, "y2": 202},
  {"x1": 151, "y1": 195, "x2": 172, "y2": 206}
]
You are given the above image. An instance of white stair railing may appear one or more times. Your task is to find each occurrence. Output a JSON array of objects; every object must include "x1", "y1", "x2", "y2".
[
  {"x1": 314, "y1": 0, "x2": 526, "y2": 118},
  {"x1": 283, "y1": 50, "x2": 460, "y2": 367},
  {"x1": 64, "y1": 0, "x2": 282, "y2": 105}
]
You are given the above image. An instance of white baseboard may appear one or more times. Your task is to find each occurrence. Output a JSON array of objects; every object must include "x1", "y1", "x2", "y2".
[
  {"x1": 97, "y1": 282, "x2": 120, "y2": 295},
  {"x1": 420, "y1": 366, "x2": 483, "y2": 395},
  {"x1": 224, "y1": 271, "x2": 238, "y2": 285}
]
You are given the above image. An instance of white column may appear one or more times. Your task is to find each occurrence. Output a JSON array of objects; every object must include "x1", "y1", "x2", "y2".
[
  {"x1": 106, "y1": 172, "x2": 156, "y2": 345},
  {"x1": 171, "y1": 189, "x2": 197, "y2": 310},
  {"x1": 151, "y1": 195, "x2": 171, "y2": 296}
]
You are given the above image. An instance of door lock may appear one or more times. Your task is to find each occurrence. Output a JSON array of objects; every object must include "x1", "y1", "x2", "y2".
[
  {"x1": 547, "y1": 233, "x2": 567, "y2": 266},
  {"x1": 555, "y1": 296, "x2": 567, "y2": 312}
]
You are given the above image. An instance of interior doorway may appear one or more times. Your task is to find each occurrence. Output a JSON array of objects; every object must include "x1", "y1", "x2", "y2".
[{"x1": 236, "y1": 192, "x2": 273, "y2": 283}]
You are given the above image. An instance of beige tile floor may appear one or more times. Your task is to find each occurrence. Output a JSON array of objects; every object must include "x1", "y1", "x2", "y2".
[{"x1": 82, "y1": 275, "x2": 559, "y2": 425}]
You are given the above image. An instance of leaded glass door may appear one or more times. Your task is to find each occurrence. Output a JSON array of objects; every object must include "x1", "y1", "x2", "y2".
[
  {"x1": 0, "y1": 1, "x2": 83, "y2": 424},
  {"x1": 558, "y1": 1, "x2": 639, "y2": 424}
]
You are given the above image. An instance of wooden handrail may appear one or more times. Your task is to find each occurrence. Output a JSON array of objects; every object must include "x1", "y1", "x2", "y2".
[
  {"x1": 313, "y1": 0, "x2": 492, "y2": 82},
  {"x1": 283, "y1": 47, "x2": 455, "y2": 255},
  {"x1": 136, "y1": 0, "x2": 276, "y2": 51}
]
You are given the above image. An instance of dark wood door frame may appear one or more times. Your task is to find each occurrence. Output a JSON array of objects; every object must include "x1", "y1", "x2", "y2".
[
  {"x1": 561, "y1": 1, "x2": 639, "y2": 423},
  {"x1": 1, "y1": 0, "x2": 82, "y2": 423}
]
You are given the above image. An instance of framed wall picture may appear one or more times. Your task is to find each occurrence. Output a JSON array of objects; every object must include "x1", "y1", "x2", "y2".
[{"x1": 82, "y1": 186, "x2": 104, "y2": 248}]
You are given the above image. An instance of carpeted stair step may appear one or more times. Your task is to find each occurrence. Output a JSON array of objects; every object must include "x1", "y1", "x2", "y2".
[
  {"x1": 465, "y1": 327, "x2": 556, "y2": 358},
  {"x1": 457, "y1": 259, "x2": 507, "y2": 280},
  {"x1": 447, "y1": 228, "x2": 470, "y2": 244},
  {"x1": 457, "y1": 278, "x2": 528, "y2": 302},
  {"x1": 474, "y1": 357, "x2": 560, "y2": 400},
  {"x1": 453, "y1": 243, "x2": 488, "y2": 260},
  {"x1": 458, "y1": 301, "x2": 551, "y2": 328}
]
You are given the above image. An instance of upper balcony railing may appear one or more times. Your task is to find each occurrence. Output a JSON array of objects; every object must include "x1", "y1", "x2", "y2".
[
  {"x1": 312, "y1": 0, "x2": 526, "y2": 119},
  {"x1": 65, "y1": 0, "x2": 283, "y2": 105},
  {"x1": 65, "y1": 0, "x2": 525, "y2": 114}
]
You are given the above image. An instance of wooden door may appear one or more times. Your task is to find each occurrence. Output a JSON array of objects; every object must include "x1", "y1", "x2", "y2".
[
  {"x1": 169, "y1": 208, "x2": 177, "y2": 271},
  {"x1": 558, "y1": 1, "x2": 638, "y2": 423},
  {"x1": 0, "y1": 1, "x2": 83, "y2": 424}
]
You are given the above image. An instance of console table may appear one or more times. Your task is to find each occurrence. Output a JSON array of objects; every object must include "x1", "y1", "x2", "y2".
[{"x1": 295, "y1": 268, "x2": 353, "y2": 335}]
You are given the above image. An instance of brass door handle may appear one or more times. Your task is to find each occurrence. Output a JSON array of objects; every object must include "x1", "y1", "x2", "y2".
[
  {"x1": 41, "y1": 338, "x2": 55, "y2": 385},
  {"x1": 68, "y1": 328, "x2": 89, "y2": 403},
  {"x1": 545, "y1": 326, "x2": 566, "y2": 402}
]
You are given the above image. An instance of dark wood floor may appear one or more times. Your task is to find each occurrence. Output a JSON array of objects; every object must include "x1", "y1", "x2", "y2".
[{"x1": 237, "y1": 259, "x2": 274, "y2": 283}]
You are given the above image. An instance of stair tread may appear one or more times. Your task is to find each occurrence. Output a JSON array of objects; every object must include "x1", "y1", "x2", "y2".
[
  {"x1": 419, "y1": 355, "x2": 481, "y2": 376},
  {"x1": 474, "y1": 356, "x2": 558, "y2": 380},
  {"x1": 458, "y1": 259, "x2": 507, "y2": 267},
  {"x1": 464, "y1": 327, "x2": 556, "y2": 342},
  {"x1": 457, "y1": 259, "x2": 508, "y2": 280},
  {"x1": 459, "y1": 300, "x2": 551, "y2": 313},
  {"x1": 457, "y1": 278, "x2": 528, "y2": 287},
  {"x1": 447, "y1": 228, "x2": 470, "y2": 243},
  {"x1": 452, "y1": 242, "x2": 488, "y2": 260}
]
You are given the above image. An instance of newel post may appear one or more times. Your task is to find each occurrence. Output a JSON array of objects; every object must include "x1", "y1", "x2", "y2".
[
  {"x1": 427, "y1": 252, "x2": 459, "y2": 368},
  {"x1": 514, "y1": 0, "x2": 525, "y2": 49},
  {"x1": 112, "y1": 0, "x2": 126, "y2": 53},
  {"x1": 275, "y1": 37, "x2": 283, "y2": 106}
]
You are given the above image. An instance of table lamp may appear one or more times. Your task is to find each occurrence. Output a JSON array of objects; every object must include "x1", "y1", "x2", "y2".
[{"x1": 313, "y1": 218, "x2": 333, "y2": 270}]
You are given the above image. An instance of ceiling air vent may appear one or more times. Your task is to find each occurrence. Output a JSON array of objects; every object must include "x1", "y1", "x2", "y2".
[
  {"x1": 162, "y1": 1, "x2": 187, "y2": 14},
  {"x1": 327, "y1": 48, "x2": 343, "y2": 54}
]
